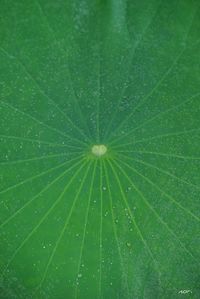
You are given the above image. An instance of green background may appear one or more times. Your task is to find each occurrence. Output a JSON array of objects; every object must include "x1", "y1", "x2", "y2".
[{"x1": 0, "y1": 0, "x2": 200, "y2": 298}]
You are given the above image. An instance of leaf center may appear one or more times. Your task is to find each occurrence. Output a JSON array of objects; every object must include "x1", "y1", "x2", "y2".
[{"x1": 91, "y1": 144, "x2": 107, "y2": 157}]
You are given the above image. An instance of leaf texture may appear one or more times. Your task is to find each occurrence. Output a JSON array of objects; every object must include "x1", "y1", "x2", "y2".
[{"x1": 0, "y1": 1, "x2": 200, "y2": 298}]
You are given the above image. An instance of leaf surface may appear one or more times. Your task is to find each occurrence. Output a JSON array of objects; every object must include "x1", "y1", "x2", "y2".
[{"x1": 0, "y1": 1, "x2": 200, "y2": 298}]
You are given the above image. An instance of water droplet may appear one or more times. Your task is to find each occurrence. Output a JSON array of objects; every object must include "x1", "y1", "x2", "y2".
[
  {"x1": 126, "y1": 242, "x2": 131, "y2": 248},
  {"x1": 126, "y1": 186, "x2": 131, "y2": 192},
  {"x1": 102, "y1": 186, "x2": 107, "y2": 191},
  {"x1": 77, "y1": 273, "x2": 82, "y2": 278}
]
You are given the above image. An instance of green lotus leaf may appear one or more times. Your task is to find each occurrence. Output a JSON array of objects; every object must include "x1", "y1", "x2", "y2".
[{"x1": 0, "y1": 0, "x2": 200, "y2": 298}]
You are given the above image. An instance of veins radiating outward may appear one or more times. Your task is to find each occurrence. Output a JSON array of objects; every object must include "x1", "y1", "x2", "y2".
[
  {"x1": 116, "y1": 154, "x2": 200, "y2": 190},
  {"x1": 103, "y1": 160, "x2": 130, "y2": 298},
  {"x1": 0, "y1": 48, "x2": 90, "y2": 148},
  {"x1": 0, "y1": 157, "x2": 84, "y2": 228},
  {"x1": 112, "y1": 157, "x2": 198, "y2": 262},
  {"x1": 115, "y1": 157, "x2": 200, "y2": 223},
  {"x1": 103, "y1": 0, "x2": 162, "y2": 140},
  {"x1": 98, "y1": 160, "x2": 103, "y2": 298},
  {"x1": 96, "y1": 13, "x2": 101, "y2": 143},
  {"x1": 1, "y1": 159, "x2": 88, "y2": 278},
  {"x1": 35, "y1": 0, "x2": 93, "y2": 141},
  {"x1": 35, "y1": 161, "x2": 92, "y2": 295},
  {"x1": 0, "y1": 155, "x2": 83, "y2": 195},
  {"x1": 0, "y1": 99, "x2": 88, "y2": 148},
  {"x1": 0, "y1": 152, "x2": 75, "y2": 166},
  {"x1": 103, "y1": 6, "x2": 198, "y2": 142},
  {"x1": 110, "y1": 93, "x2": 200, "y2": 148},
  {"x1": 0, "y1": 1, "x2": 200, "y2": 298},
  {"x1": 108, "y1": 91, "x2": 200, "y2": 145},
  {"x1": 117, "y1": 149, "x2": 200, "y2": 161},
  {"x1": 111, "y1": 127, "x2": 200, "y2": 150},
  {"x1": 74, "y1": 161, "x2": 97, "y2": 299},
  {"x1": 107, "y1": 159, "x2": 162, "y2": 284},
  {"x1": 0, "y1": 134, "x2": 84, "y2": 150}
]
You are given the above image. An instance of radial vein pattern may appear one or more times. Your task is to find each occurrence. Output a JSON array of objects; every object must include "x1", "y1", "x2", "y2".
[{"x1": 0, "y1": 1, "x2": 200, "y2": 299}]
